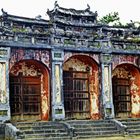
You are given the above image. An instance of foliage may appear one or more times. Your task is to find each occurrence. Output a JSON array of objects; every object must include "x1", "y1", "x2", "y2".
[
  {"x1": 99, "y1": 12, "x2": 120, "y2": 25},
  {"x1": 99, "y1": 12, "x2": 140, "y2": 29}
]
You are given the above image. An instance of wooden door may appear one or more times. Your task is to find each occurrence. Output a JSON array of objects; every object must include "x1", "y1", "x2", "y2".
[
  {"x1": 113, "y1": 78, "x2": 131, "y2": 118},
  {"x1": 63, "y1": 71, "x2": 90, "y2": 119},
  {"x1": 10, "y1": 76, "x2": 41, "y2": 121}
]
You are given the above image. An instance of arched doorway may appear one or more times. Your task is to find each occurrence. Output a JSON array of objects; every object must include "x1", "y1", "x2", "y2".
[
  {"x1": 63, "y1": 55, "x2": 100, "y2": 120},
  {"x1": 112, "y1": 64, "x2": 140, "y2": 118},
  {"x1": 10, "y1": 60, "x2": 50, "y2": 121}
]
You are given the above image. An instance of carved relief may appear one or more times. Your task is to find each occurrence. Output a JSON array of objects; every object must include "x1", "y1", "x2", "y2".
[
  {"x1": 10, "y1": 62, "x2": 38, "y2": 76},
  {"x1": 64, "y1": 52, "x2": 99, "y2": 64},
  {"x1": 112, "y1": 67, "x2": 131, "y2": 79},
  {"x1": 63, "y1": 58, "x2": 91, "y2": 72}
]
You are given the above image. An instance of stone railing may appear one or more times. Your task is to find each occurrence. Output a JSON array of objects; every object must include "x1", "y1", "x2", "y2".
[
  {"x1": 5, "y1": 123, "x2": 23, "y2": 140},
  {"x1": 0, "y1": 123, "x2": 5, "y2": 139}
]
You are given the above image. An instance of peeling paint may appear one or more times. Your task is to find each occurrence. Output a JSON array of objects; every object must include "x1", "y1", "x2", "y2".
[
  {"x1": 10, "y1": 48, "x2": 50, "y2": 70},
  {"x1": 63, "y1": 55, "x2": 100, "y2": 120},
  {"x1": 112, "y1": 63, "x2": 140, "y2": 118},
  {"x1": 112, "y1": 55, "x2": 138, "y2": 69},
  {"x1": 0, "y1": 63, "x2": 7, "y2": 104},
  {"x1": 55, "y1": 65, "x2": 61, "y2": 104},
  {"x1": 10, "y1": 60, "x2": 50, "y2": 121}
]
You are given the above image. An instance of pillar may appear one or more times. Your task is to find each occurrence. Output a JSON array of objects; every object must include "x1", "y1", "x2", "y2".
[
  {"x1": 0, "y1": 47, "x2": 10, "y2": 121},
  {"x1": 100, "y1": 54, "x2": 114, "y2": 119},
  {"x1": 51, "y1": 49, "x2": 65, "y2": 120}
]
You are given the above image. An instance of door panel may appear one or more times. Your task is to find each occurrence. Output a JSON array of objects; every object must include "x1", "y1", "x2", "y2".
[
  {"x1": 113, "y1": 79, "x2": 131, "y2": 118},
  {"x1": 63, "y1": 71, "x2": 90, "y2": 119},
  {"x1": 10, "y1": 76, "x2": 41, "y2": 121}
]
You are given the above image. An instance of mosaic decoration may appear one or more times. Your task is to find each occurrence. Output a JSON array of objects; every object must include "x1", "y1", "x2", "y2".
[
  {"x1": 64, "y1": 52, "x2": 99, "y2": 64},
  {"x1": 10, "y1": 62, "x2": 38, "y2": 76},
  {"x1": 112, "y1": 55, "x2": 138, "y2": 69},
  {"x1": 63, "y1": 58, "x2": 91, "y2": 72},
  {"x1": 0, "y1": 63, "x2": 7, "y2": 104},
  {"x1": 112, "y1": 67, "x2": 131, "y2": 79},
  {"x1": 10, "y1": 48, "x2": 50, "y2": 69}
]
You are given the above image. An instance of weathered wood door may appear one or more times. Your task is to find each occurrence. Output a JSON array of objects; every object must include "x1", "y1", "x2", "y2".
[
  {"x1": 113, "y1": 78, "x2": 131, "y2": 118},
  {"x1": 63, "y1": 71, "x2": 90, "y2": 119},
  {"x1": 10, "y1": 76, "x2": 41, "y2": 121}
]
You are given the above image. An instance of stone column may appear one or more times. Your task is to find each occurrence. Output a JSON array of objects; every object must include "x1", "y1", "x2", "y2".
[
  {"x1": 100, "y1": 54, "x2": 114, "y2": 119},
  {"x1": 0, "y1": 47, "x2": 10, "y2": 121},
  {"x1": 51, "y1": 49, "x2": 65, "y2": 120}
]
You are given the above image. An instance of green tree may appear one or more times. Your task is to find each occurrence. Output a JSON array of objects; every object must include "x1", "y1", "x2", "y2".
[{"x1": 99, "y1": 12, "x2": 120, "y2": 25}]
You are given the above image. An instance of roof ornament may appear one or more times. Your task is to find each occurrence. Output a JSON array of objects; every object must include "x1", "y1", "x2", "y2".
[
  {"x1": 54, "y1": 1, "x2": 59, "y2": 8},
  {"x1": 35, "y1": 15, "x2": 42, "y2": 20},
  {"x1": 85, "y1": 4, "x2": 90, "y2": 11},
  {"x1": 1, "y1": 8, "x2": 8, "y2": 16}
]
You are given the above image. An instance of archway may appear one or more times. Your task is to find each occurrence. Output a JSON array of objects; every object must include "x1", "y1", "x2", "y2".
[
  {"x1": 63, "y1": 55, "x2": 100, "y2": 120},
  {"x1": 112, "y1": 64, "x2": 140, "y2": 118},
  {"x1": 10, "y1": 60, "x2": 50, "y2": 121}
]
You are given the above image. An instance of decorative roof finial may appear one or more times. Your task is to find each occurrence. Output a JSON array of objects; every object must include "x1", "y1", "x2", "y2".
[
  {"x1": 54, "y1": 1, "x2": 59, "y2": 8},
  {"x1": 86, "y1": 4, "x2": 90, "y2": 11},
  {"x1": 1, "y1": 8, "x2": 7, "y2": 15},
  {"x1": 35, "y1": 15, "x2": 42, "y2": 20}
]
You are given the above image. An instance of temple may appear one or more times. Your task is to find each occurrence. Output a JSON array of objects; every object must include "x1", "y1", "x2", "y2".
[{"x1": 0, "y1": 1, "x2": 140, "y2": 125}]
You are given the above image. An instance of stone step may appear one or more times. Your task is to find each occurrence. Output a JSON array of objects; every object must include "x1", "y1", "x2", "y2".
[
  {"x1": 24, "y1": 133, "x2": 69, "y2": 139},
  {"x1": 118, "y1": 118, "x2": 140, "y2": 121},
  {"x1": 17, "y1": 125, "x2": 66, "y2": 131},
  {"x1": 69, "y1": 123, "x2": 114, "y2": 128},
  {"x1": 67, "y1": 120, "x2": 110, "y2": 124},
  {"x1": 127, "y1": 125, "x2": 140, "y2": 129},
  {"x1": 15, "y1": 120, "x2": 123, "y2": 139},
  {"x1": 75, "y1": 126, "x2": 117, "y2": 132},
  {"x1": 76, "y1": 133, "x2": 123, "y2": 139},
  {"x1": 122, "y1": 121, "x2": 140, "y2": 126},
  {"x1": 128, "y1": 129, "x2": 140, "y2": 133},
  {"x1": 75, "y1": 129, "x2": 120, "y2": 135},
  {"x1": 118, "y1": 118, "x2": 140, "y2": 124},
  {"x1": 18, "y1": 136, "x2": 71, "y2": 140},
  {"x1": 23, "y1": 129, "x2": 67, "y2": 134},
  {"x1": 15, "y1": 122, "x2": 64, "y2": 127},
  {"x1": 118, "y1": 118, "x2": 140, "y2": 135}
]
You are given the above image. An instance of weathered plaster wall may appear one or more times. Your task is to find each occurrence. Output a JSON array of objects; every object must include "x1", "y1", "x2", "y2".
[
  {"x1": 112, "y1": 57, "x2": 140, "y2": 118},
  {"x1": 10, "y1": 48, "x2": 50, "y2": 70},
  {"x1": 112, "y1": 55, "x2": 138, "y2": 69},
  {"x1": 63, "y1": 53, "x2": 100, "y2": 119},
  {"x1": 0, "y1": 63, "x2": 6, "y2": 104},
  {"x1": 10, "y1": 60, "x2": 50, "y2": 120}
]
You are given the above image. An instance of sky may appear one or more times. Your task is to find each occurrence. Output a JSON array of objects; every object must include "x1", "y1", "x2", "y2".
[{"x1": 0, "y1": 0, "x2": 140, "y2": 24}]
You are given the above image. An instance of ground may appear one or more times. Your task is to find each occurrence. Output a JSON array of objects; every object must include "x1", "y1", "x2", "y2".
[{"x1": 81, "y1": 135, "x2": 140, "y2": 140}]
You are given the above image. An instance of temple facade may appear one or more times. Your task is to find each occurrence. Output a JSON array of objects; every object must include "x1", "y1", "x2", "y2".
[{"x1": 0, "y1": 2, "x2": 140, "y2": 122}]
